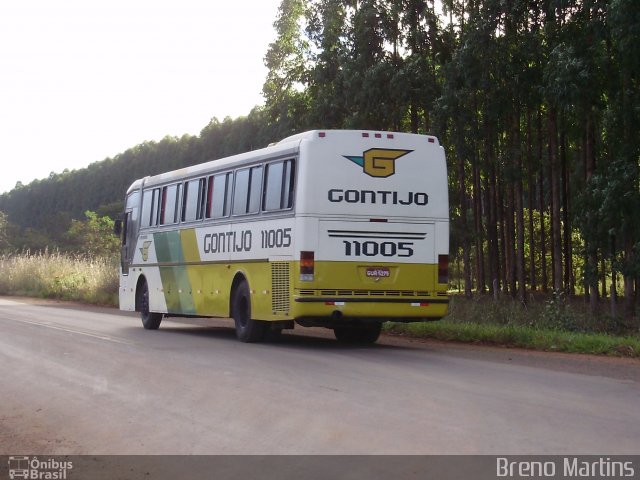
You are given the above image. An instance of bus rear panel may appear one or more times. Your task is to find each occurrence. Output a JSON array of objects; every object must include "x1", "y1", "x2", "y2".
[{"x1": 290, "y1": 130, "x2": 449, "y2": 325}]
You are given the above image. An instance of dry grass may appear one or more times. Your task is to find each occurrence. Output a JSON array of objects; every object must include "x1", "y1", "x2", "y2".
[{"x1": 0, "y1": 251, "x2": 119, "y2": 306}]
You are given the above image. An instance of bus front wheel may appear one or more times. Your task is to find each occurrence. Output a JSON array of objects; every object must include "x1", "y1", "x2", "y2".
[
  {"x1": 138, "y1": 280, "x2": 162, "y2": 330},
  {"x1": 334, "y1": 323, "x2": 382, "y2": 344},
  {"x1": 232, "y1": 280, "x2": 267, "y2": 343}
]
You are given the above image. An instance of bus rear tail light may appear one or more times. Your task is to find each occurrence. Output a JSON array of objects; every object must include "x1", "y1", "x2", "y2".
[
  {"x1": 300, "y1": 251, "x2": 315, "y2": 282},
  {"x1": 438, "y1": 254, "x2": 449, "y2": 284}
]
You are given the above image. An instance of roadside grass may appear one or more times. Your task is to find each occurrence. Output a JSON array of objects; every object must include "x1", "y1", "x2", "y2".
[
  {"x1": 0, "y1": 251, "x2": 119, "y2": 306},
  {"x1": 385, "y1": 295, "x2": 640, "y2": 358}
]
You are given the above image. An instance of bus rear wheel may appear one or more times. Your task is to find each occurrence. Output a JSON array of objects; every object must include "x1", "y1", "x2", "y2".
[
  {"x1": 138, "y1": 280, "x2": 162, "y2": 330},
  {"x1": 232, "y1": 280, "x2": 267, "y2": 343},
  {"x1": 334, "y1": 323, "x2": 382, "y2": 344}
]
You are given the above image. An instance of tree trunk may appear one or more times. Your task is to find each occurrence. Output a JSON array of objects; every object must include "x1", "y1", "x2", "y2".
[
  {"x1": 485, "y1": 171, "x2": 499, "y2": 297},
  {"x1": 560, "y1": 119, "x2": 573, "y2": 295},
  {"x1": 473, "y1": 151, "x2": 485, "y2": 293},
  {"x1": 585, "y1": 110, "x2": 599, "y2": 314},
  {"x1": 623, "y1": 235, "x2": 636, "y2": 323},
  {"x1": 548, "y1": 106, "x2": 564, "y2": 293},
  {"x1": 538, "y1": 109, "x2": 548, "y2": 293},
  {"x1": 498, "y1": 175, "x2": 509, "y2": 295},
  {"x1": 458, "y1": 151, "x2": 472, "y2": 298},
  {"x1": 506, "y1": 181, "x2": 517, "y2": 297},
  {"x1": 527, "y1": 107, "x2": 536, "y2": 291},
  {"x1": 410, "y1": 103, "x2": 419, "y2": 134},
  {"x1": 600, "y1": 257, "x2": 607, "y2": 299},
  {"x1": 611, "y1": 235, "x2": 617, "y2": 318},
  {"x1": 485, "y1": 123, "x2": 500, "y2": 297},
  {"x1": 515, "y1": 112, "x2": 527, "y2": 304}
]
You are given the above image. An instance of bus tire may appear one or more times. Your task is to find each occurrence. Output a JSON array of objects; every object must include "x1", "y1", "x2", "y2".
[
  {"x1": 334, "y1": 323, "x2": 382, "y2": 344},
  {"x1": 232, "y1": 280, "x2": 267, "y2": 343},
  {"x1": 138, "y1": 280, "x2": 162, "y2": 330}
]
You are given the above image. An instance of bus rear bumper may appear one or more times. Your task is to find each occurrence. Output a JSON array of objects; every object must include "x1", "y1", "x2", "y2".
[{"x1": 291, "y1": 296, "x2": 448, "y2": 323}]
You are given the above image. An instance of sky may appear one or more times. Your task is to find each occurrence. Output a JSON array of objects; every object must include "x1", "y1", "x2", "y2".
[{"x1": 0, "y1": 0, "x2": 281, "y2": 194}]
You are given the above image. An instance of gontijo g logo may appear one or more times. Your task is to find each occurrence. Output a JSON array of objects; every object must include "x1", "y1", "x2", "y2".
[
  {"x1": 139, "y1": 240, "x2": 152, "y2": 261},
  {"x1": 343, "y1": 149, "x2": 412, "y2": 178}
]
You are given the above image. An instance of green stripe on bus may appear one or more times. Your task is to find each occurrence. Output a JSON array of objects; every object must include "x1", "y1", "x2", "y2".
[
  {"x1": 160, "y1": 265, "x2": 196, "y2": 315},
  {"x1": 154, "y1": 230, "x2": 200, "y2": 315},
  {"x1": 154, "y1": 231, "x2": 184, "y2": 264}
]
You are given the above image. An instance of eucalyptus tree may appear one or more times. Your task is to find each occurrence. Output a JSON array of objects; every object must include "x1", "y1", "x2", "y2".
[
  {"x1": 398, "y1": 0, "x2": 443, "y2": 133},
  {"x1": 263, "y1": 0, "x2": 311, "y2": 137},
  {"x1": 602, "y1": 0, "x2": 640, "y2": 323},
  {"x1": 305, "y1": 0, "x2": 349, "y2": 128},
  {"x1": 341, "y1": 0, "x2": 396, "y2": 129}
]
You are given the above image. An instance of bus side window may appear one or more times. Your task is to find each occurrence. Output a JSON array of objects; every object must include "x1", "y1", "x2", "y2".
[
  {"x1": 233, "y1": 169, "x2": 250, "y2": 215},
  {"x1": 160, "y1": 184, "x2": 179, "y2": 225},
  {"x1": 223, "y1": 173, "x2": 232, "y2": 216},
  {"x1": 141, "y1": 190, "x2": 153, "y2": 227},
  {"x1": 233, "y1": 166, "x2": 262, "y2": 215},
  {"x1": 196, "y1": 178, "x2": 206, "y2": 220},
  {"x1": 284, "y1": 159, "x2": 295, "y2": 208},
  {"x1": 159, "y1": 187, "x2": 167, "y2": 224},
  {"x1": 207, "y1": 173, "x2": 232, "y2": 219},
  {"x1": 205, "y1": 176, "x2": 214, "y2": 219},
  {"x1": 182, "y1": 178, "x2": 204, "y2": 222},
  {"x1": 263, "y1": 161, "x2": 284, "y2": 211},
  {"x1": 263, "y1": 159, "x2": 295, "y2": 211},
  {"x1": 149, "y1": 188, "x2": 162, "y2": 226},
  {"x1": 121, "y1": 212, "x2": 129, "y2": 245},
  {"x1": 174, "y1": 184, "x2": 182, "y2": 223},
  {"x1": 247, "y1": 166, "x2": 263, "y2": 214}
]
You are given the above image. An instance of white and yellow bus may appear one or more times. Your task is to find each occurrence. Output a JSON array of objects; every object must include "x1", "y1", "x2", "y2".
[{"x1": 116, "y1": 130, "x2": 449, "y2": 343}]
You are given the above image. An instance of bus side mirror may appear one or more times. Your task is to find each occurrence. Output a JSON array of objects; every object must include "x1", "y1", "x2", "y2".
[{"x1": 113, "y1": 219, "x2": 123, "y2": 236}]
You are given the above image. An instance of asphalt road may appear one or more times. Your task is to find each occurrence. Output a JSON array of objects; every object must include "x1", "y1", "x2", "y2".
[{"x1": 1, "y1": 296, "x2": 638, "y2": 455}]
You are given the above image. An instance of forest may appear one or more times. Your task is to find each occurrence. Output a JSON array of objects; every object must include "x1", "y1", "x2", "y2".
[{"x1": 0, "y1": 0, "x2": 638, "y2": 325}]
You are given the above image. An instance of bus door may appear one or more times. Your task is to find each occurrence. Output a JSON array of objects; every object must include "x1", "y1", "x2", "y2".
[{"x1": 120, "y1": 191, "x2": 141, "y2": 275}]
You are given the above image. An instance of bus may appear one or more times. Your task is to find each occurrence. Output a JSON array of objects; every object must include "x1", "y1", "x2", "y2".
[{"x1": 115, "y1": 130, "x2": 449, "y2": 343}]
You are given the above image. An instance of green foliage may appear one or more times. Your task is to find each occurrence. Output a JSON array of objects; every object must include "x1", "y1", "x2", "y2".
[
  {"x1": 66, "y1": 211, "x2": 120, "y2": 257},
  {"x1": 0, "y1": 211, "x2": 10, "y2": 251},
  {"x1": 540, "y1": 292, "x2": 581, "y2": 332},
  {"x1": 263, "y1": 0, "x2": 311, "y2": 135}
]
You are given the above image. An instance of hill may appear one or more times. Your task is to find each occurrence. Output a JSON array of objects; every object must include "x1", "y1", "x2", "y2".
[{"x1": 0, "y1": 109, "x2": 282, "y2": 248}]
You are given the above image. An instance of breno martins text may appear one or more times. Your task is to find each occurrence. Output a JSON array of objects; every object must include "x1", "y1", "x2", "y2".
[{"x1": 496, "y1": 457, "x2": 636, "y2": 478}]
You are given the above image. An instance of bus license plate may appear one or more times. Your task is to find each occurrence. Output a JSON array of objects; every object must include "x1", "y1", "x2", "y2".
[{"x1": 365, "y1": 267, "x2": 391, "y2": 278}]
